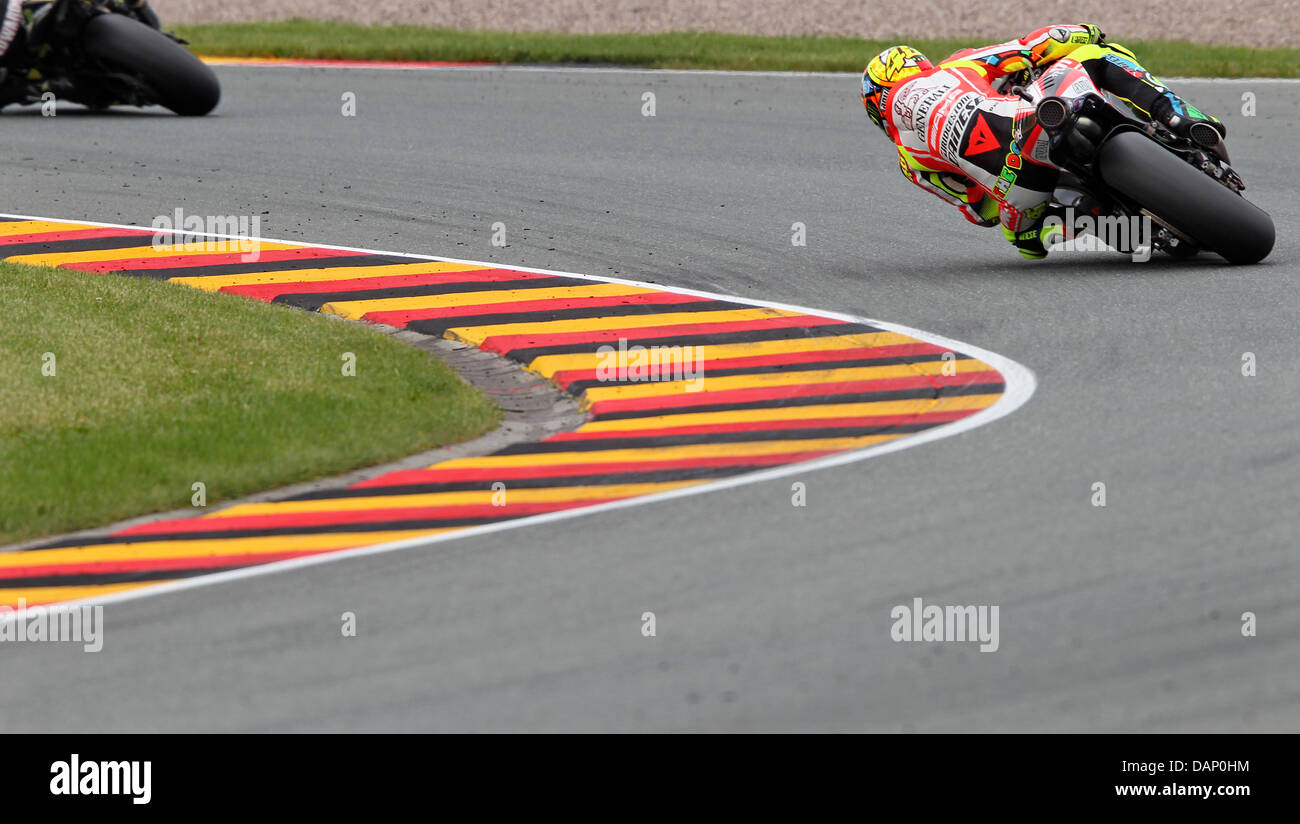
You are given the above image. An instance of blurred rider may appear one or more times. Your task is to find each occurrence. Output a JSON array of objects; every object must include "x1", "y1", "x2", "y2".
[
  {"x1": 860, "y1": 25, "x2": 1226, "y2": 258},
  {"x1": 0, "y1": 0, "x2": 20, "y2": 64},
  {"x1": 0, "y1": 0, "x2": 163, "y2": 106}
]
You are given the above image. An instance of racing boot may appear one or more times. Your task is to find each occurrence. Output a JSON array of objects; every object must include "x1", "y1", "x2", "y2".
[
  {"x1": 1003, "y1": 204, "x2": 1070, "y2": 260},
  {"x1": 1151, "y1": 91, "x2": 1227, "y2": 153}
]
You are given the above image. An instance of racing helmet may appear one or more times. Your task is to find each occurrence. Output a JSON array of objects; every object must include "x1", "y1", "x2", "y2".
[{"x1": 862, "y1": 46, "x2": 933, "y2": 132}]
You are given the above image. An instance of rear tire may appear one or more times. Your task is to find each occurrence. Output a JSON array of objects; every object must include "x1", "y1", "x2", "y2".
[
  {"x1": 1097, "y1": 130, "x2": 1273, "y2": 264},
  {"x1": 81, "y1": 13, "x2": 219, "y2": 116}
]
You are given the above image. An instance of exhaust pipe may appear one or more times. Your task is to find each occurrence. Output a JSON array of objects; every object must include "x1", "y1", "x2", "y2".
[
  {"x1": 1036, "y1": 97, "x2": 1069, "y2": 132},
  {"x1": 1188, "y1": 121, "x2": 1231, "y2": 162}
]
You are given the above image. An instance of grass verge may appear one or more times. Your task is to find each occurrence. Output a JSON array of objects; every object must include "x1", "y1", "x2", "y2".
[
  {"x1": 0, "y1": 261, "x2": 500, "y2": 545},
  {"x1": 174, "y1": 20, "x2": 1300, "y2": 77}
]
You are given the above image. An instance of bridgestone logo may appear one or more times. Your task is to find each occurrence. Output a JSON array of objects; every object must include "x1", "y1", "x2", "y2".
[{"x1": 940, "y1": 94, "x2": 980, "y2": 164}]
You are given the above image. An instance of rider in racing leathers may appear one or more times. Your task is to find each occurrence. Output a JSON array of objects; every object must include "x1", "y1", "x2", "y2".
[
  {"x1": 0, "y1": 0, "x2": 33, "y2": 101},
  {"x1": 0, "y1": 0, "x2": 20, "y2": 62},
  {"x1": 861, "y1": 24, "x2": 1227, "y2": 258},
  {"x1": 0, "y1": 0, "x2": 163, "y2": 107}
]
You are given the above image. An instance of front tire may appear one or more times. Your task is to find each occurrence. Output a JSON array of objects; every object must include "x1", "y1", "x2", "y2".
[
  {"x1": 1098, "y1": 130, "x2": 1273, "y2": 264},
  {"x1": 81, "y1": 13, "x2": 220, "y2": 116}
]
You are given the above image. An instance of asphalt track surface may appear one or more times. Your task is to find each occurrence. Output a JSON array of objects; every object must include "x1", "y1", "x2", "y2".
[{"x1": 1, "y1": 67, "x2": 1297, "y2": 732}]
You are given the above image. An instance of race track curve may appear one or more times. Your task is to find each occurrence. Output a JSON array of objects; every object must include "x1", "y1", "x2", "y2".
[{"x1": 0, "y1": 65, "x2": 1296, "y2": 731}]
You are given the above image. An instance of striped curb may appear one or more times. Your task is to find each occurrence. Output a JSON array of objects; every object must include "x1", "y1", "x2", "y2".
[
  {"x1": 200, "y1": 56, "x2": 491, "y2": 69},
  {"x1": 0, "y1": 215, "x2": 1034, "y2": 608}
]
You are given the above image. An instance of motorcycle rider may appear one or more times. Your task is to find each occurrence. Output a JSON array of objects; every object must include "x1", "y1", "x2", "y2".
[
  {"x1": 0, "y1": 1, "x2": 20, "y2": 65},
  {"x1": 0, "y1": 0, "x2": 162, "y2": 107},
  {"x1": 0, "y1": 0, "x2": 38, "y2": 103},
  {"x1": 861, "y1": 24, "x2": 1227, "y2": 258}
]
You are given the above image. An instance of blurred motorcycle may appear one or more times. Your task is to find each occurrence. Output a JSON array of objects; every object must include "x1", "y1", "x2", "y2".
[{"x1": 1, "y1": 0, "x2": 219, "y2": 115}]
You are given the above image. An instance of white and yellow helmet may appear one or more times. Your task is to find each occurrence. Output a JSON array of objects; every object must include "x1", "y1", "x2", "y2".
[{"x1": 862, "y1": 46, "x2": 933, "y2": 132}]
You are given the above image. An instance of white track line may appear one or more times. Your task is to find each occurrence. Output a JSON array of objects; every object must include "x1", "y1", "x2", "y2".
[
  {"x1": 200, "y1": 58, "x2": 1300, "y2": 84},
  {"x1": 0, "y1": 212, "x2": 1037, "y2": 617},
  {"x1": 200, "y1": 58, "x2": 854, "y2": 79}
]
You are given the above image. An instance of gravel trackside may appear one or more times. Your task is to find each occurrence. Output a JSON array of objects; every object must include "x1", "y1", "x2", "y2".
[{"x1": 153, "y1": 0, "x2": 1300, "y2": 48}]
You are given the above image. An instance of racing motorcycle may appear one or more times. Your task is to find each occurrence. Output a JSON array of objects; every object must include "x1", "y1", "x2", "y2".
[
  {"x1": 2, "y1": 0, "x2": 219, "y2": 115},
  {"x1": 982, "y1": 55, "x2": 1273, "y2": 264}
]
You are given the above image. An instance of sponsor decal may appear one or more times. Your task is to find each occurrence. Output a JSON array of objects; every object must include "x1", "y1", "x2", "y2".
[
  {"x1": 914, "y1": 94, "x2": 937, "y2": 141},
  {"x1": 896, "y1": 84, "x2": 926, "y2": 131},
  {"x1": 1104, "y1": 52, "x2": 1147, "y2": 79},
  {"x1": 912, "y1": 76, "x2": 956, "y2": 142},
  {"x1": 964, "y1": 113, "x2": 1001, "y2": 156},
  {"x1": 1064, "y1": 76, "x2": 1095, "y2": 98},
  {"x1": 1026, "y1": 128, "x2": 1052, "y2": 164},
  {"x1": 992, "y1": 165, "x2": 1018, "y2": 200},
  {"x1": 938, "y1": 94, "x2": 980, "y2": 164},
  {"x1": 929, "y1": 96, "x2": 956, "y2": 150}
]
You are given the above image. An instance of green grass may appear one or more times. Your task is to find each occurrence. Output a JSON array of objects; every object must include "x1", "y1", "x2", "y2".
[
  {"x1": 0, "y1": 262, "x2": 500, "y2": 545},
  {"x1": 174, "y1": 20, "x2": 1300, "y2": 77}
]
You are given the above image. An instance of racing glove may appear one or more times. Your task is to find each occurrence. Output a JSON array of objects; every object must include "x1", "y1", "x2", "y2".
[{"x1": 1082, "y1": 24, "x2": 1106, "y2": 45}]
